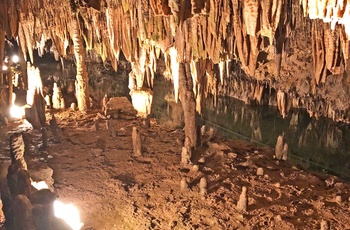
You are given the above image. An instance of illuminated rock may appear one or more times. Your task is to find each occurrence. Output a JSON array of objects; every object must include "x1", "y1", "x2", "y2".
[{"x1": 130, "y1": 89, "x2": 153, "y2": 118}]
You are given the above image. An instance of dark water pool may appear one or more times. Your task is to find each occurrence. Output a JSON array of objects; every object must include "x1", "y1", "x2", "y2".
[{"x1": 152, "y1": 80, "x2": 350, "y2": 181}]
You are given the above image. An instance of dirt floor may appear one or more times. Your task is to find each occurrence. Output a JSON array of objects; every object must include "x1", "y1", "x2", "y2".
[{"x1": 1, "y1": 107, "x2": 350, "y2": 230}]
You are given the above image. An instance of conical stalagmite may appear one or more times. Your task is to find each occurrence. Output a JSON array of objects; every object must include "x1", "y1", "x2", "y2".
[
  {"x1": 236, "y1": 186, "x2": 248, "y2": 212},
  {"x1": 132, "y1": 127, "x2": 142, "y2": 157}
]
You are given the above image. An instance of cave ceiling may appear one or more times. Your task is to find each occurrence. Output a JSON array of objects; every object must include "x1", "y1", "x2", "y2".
[{"x1": 0, "y1": 0, "x2": 349, "y2": 119}]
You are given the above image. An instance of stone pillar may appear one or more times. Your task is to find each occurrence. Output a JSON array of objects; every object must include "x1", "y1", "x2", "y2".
[
  {"x1": 72, "y1": 12, "x2": 89, "y2": 112},
  {"x1": 178, "y1": 62, "x2": 197, "y2": 148}
]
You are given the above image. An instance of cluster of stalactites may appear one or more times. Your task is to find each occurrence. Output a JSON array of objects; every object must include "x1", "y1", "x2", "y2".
[
  {"x1": 302, "y1": 0, "x2": 350, "y2": 37},
  {"x1": 0, "y1": 0, "x2": 349, "y2": 116}
]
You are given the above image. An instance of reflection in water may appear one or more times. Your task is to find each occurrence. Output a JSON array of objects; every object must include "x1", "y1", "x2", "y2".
[
  {"x1": 152, "y1": 88, "x2": 350, "y2": 181},
  {"x1": 200, "y1": 95, "x2": 350, "y2": 180}
]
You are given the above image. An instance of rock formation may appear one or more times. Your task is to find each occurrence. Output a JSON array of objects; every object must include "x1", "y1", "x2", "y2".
[{"x1": 0, "y1": 0, "x2": 349, "y2": 124}]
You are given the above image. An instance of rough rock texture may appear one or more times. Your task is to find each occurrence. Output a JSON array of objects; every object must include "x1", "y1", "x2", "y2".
[{"x1": 0, "y1": 1, "x2": 349, "y2": 121}]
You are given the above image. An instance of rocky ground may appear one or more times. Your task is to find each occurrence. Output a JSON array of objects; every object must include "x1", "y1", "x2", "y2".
[{"x1": 1, "y1": 106, "x2": 350, "y2": 230}]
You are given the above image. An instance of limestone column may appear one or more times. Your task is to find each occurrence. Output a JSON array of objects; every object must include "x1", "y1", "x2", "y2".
[
  {"x1": 71, "y1": 11, "x2": 89, "y2": 112},
  {"x1": 178, "y1": 62, "x2": 197, "y2": 148}
]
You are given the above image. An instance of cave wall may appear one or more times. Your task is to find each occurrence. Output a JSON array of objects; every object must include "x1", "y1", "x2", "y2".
[{"x1": 0, "y1": 0, "x2": 349, "y2": 120}]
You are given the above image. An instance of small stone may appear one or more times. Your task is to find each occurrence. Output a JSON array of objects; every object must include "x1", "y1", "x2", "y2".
[
  {"x1": 191, "y1": 165, "x2": 199, "y2": 172},
  {"x1": 320, "y1": 219, "x2": 329, "y2": 230},
  {"x1": 228, "y1": 152, "x2": 237, "y2": 158},
  {"x1": 70, "y1": 102, "x2": 77, "y2": 111},
  {"x1": 198, "y1": 157, "x2": 205, "y2": 163},
  {"x1": 275, "y1": 215, "x2": 282, "y2": 221},
  {"x1": 47, "y1": 155, "x2": 53, "y2": 159},
  {"x1": 274, "y1": 182, "x2": 281, "y2": 188},
  {"x1": 256, "y1": 167, "x2": 264, "y2": 176},
  {"x1": 180, "y1": 178, "x2": 188, "y2": 191},
  {"x1": 336, "y1": 195, "x2": 342, "y2": 204}
]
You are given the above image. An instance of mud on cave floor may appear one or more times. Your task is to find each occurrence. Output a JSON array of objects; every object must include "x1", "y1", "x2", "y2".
[{"x1": 1, "y1": 109, "x2": 350, "y2": 229}]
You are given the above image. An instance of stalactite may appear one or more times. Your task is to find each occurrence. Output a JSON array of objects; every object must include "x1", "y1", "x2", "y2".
[
  {"x1": 0, "y1": 30, "x2": 4, "y2": 71},
  {"x1": 0, "y1": 0, "x2": 349, "y2": 122},
  {"x1": 312, "y1": 20, "x2": 326, "y2": 85},
  {"x1": 169, "y1": 47, "x2": 179, "y2": 102},
  {"x1": 243, "y1": 0, "x2": 259, "y2": 37}
]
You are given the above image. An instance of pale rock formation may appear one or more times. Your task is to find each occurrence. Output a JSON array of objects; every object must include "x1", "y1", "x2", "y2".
[{"x1": 236, "y1": 186, "x2": 248, "y2": 212}]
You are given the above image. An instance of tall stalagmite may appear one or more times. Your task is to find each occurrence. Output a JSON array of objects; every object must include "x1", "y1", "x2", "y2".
[
  {"x1": 71, "y1": 6, "x2": 89, "y2": 112},
  {"x1": 179, "y1": 62, "x2": 197, "y2": 148}
]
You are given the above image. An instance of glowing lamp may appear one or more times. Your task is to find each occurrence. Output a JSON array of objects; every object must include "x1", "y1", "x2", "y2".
[{"x1": 12, "y1": 55, "x2": 19, "y2": 63}]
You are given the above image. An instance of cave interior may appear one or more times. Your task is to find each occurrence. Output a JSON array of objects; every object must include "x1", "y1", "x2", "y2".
[{"x1": 0, "y1": 0, "x2": 350, "y2": 229}]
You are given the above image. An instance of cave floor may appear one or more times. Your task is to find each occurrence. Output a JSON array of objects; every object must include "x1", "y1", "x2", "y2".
[{"x1": 1, "y1": 109, "x2": 350, "y2": 229}]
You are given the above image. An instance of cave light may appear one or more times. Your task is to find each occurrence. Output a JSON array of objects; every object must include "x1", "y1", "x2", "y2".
[
  {"x1": 26, "y1": 65, "x2": 43, "y2": 106},
  {"x1": 2, "y1": 65, "x2": 8, "y2": 71},
  {"x1": 54, "y1": 200, "x2": 84, "y2": 230},
  {"x1": 31, "y1": 181, "x2": 84, "y2": 230},
  {"x1": 31, "y1": 181, "x2": 49, "y2": 190},
  {"x1": 12, "y1": 55, "x2": 19, "y2": 63},
  {"x1": 10, "y1": 93, "x2": 25, "y2": 119}
]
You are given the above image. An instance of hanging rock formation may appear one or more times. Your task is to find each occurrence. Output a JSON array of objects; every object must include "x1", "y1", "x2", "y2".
[{"x1": 0, "y1": 1, "x2": 349, "y2": 121}]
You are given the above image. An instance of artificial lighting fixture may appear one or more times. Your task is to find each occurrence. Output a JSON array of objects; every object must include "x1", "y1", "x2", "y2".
[
  {"x1": 31, "y1": 181, "x2": 84, "y2": 230},
  {"x1": 12, "y1": 55, "x2": 19, "y2": 63},
  {"x1": 54, "y1": 200, "x2": 84, "y2": 230},
  {"x1": 2, "y1": 65, "x2": 8, "y2": 71}
]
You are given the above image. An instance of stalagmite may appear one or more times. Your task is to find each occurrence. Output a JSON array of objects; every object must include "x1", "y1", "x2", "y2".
[
  {"x1": 101, "y1": 94, "x2": 109, "y2": 115},
  {"x1": 320, "y1": 219, "x2": 329, "y2": 230},
  {"x1": 72, "y1": 9, "x2": 89, "y2": 112},
  {"x1": 71, "y1": 102, "x2": 77, "y2": 111},
  {"x1": 132, "y1": 127, "x2": 142, "y2": 157},
  {"x1": 16, "y1": 169, "x2": 31, "y2": 199},
  {"x1": 275, "y1": 135, "x2": 284, "y2": 160},
  {"x1": 107, "y1": 120, "x2": 116, "y2": 137},
  {"x1": 9, "y1": 133, "x2": 27, "y2": 170},
  {"x1": 95, "y1": 119, "x2": 100, "y2": 131},
  {"x1": 282, "y1": 143, "x2": 288, "y2": 161},
  {"x1": 199, "y1": 177, "x2": 207, "y2": 197},
  {"x1": 49, "y1": 115, "x2": 62, "y2": 143},
  {"x1": 13, "y1": 194, "x2": 35, "y2": 230},
  {"x1": 180, "y1": 178, "x2": 188, "y2": 191},
  {"x1": 236, "y1": 186, "x2": 248, "y2": 212},
  {"x1": 41, "y1": 127, "x2": 48, "y2": 149},
  {"x1": 179, "y1": 63, "x2": 197, "y2": 148},
  {"x1": 277, "y1": 90, "x2": 288, "y2": 118},
  {"x1": 26, "y1": 89, "x2": 46, "y2": 129},
  {"x1": 143, "y1": 115, "x2": 150, "y2": 129},
  {"x1": 256, "y1": 167, "x2": 264, "y2": 176},
  {"x1": 181, "y1": 146, "x2": 191, "y2": 165},
  {"x1": 52, "y1": 83, "x2": 64, "y2": 109}
]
